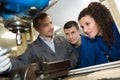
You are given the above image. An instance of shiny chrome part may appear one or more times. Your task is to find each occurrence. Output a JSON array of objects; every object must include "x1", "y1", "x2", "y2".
[
  {"x1": 4, "y1": 18, "x2": 30, "y2": 45},
  {"x1": 68, "y1": 60, "x2": 120, "y2": 75}
]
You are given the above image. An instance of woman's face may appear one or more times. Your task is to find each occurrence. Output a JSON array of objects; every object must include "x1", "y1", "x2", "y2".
[{"x1": 79, "y1": 15, "x2": 100, "y2": 38}]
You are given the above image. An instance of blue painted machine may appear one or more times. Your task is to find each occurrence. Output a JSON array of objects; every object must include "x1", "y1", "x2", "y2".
[{"x1": 0, "y1": 0, "x2": 50, "y2": 45}]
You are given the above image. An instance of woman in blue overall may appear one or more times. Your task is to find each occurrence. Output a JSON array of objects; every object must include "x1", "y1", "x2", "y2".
[{"x1": 78, "y1": 2, "x2": 120, "y2": 62}]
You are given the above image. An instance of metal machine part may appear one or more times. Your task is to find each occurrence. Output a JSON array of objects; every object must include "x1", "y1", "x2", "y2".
[
  {"x1": 68, "y1": 60, "x2": 120, "y2": 75},
  {"x1": 63, "y1": 61, "x2": 120, "y2": 80},
  {"x1": 10, "y1": 59, "x2": 70, "y2": 80},
  {"x1": 0, "y1": 0, "x2": 59, "y2": 46},
  {"x1": 4, "y1": 18, "x2": 30, "y2": 45},
  {"x1": 5, "y1": 60, "x2": 120, "y2": 80},
  {"x1": 0, "y1": 0, "x2": 50, "y2": 46},
  {"x1": 10, "y1": 64, "x2": 37, "y2": 80}
]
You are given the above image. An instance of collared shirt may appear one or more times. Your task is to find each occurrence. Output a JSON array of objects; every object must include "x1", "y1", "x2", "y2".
[{"x1": 39, "y1": 35, "x2": 55, "y2": 53}]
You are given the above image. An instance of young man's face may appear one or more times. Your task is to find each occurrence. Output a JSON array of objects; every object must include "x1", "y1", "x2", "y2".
[
  {"x1": 36, "y1": 16, "x2": 54, "y2": 38},
  {"x1": 64, "y1": 26, "x2": 80, "y2": 45}
]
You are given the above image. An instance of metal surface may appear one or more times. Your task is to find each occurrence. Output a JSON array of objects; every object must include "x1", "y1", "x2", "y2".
[
  {"x1": 0, "y1": 0, "x2": 59, "y2": 46},
  {"x1": 10, "y1": 63, "x2": 37, "y2": 80},
  {"x1": 63, "y1": 61, "x2": 120, "y2": 80},
  {"x1": 4, "y1": 18, "x2": 31, "y2": 45},
  {"x1": 0, "y1": 21, "x2": 16, "y2": 49},
  {"x1": 68, "y1": 60, "x2": 120, "y2": 75},
  {"x1": 10, "y1": 60, "x2": 120, "y2": 80},
  {"x1": 10, "y1": 59, "x2": 70, "y2": 80}
]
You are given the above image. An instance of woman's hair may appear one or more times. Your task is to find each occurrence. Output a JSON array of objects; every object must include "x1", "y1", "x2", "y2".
[{"x1": 78, "y1": 2, "x2": 115, "y2": 48}]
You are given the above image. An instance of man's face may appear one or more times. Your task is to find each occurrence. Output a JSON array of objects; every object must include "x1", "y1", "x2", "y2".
[
  {"x1": 64, "y1": 26, "x2": 80, "y2": 45},
  {"x1": 36, "y1": 16, "x2": 54, "y2": 37}
]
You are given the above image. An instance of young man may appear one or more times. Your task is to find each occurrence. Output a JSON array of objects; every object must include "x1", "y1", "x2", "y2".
[
  {"x1": 0, "y1": 13, "x2": 79, "y2": 74},
  {"x1": 63, "y1": 21, "x2": 108, "y2": 68}
]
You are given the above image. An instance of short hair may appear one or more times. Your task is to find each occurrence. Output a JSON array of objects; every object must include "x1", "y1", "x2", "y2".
[
  {"x1": 33, "y1": 12, "x2": 48, "y2": 28},
  {"x1": 64, "y1": 21, "x2": 79, "y2": 30}
]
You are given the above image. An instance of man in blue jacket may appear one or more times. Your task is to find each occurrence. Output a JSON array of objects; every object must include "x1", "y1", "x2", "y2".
[{"x1": 63, "y1": 21, "x2": 108, "y2": 68}]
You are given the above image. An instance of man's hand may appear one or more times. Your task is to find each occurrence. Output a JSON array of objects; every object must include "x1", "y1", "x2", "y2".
[{"x1": 0, "y1": 48, "x2": 12, "y2": 73}]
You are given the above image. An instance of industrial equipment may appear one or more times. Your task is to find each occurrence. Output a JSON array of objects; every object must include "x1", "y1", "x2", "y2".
[
  {"x1": 7, "y1": 60, "x2": 120, "y2": 80},
  {"x1": 10, "y1": 59, "x2": 70, "y2": 80},
  {"x1": 0, "y1": 0, "x2": 57, "y2": 45}
]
